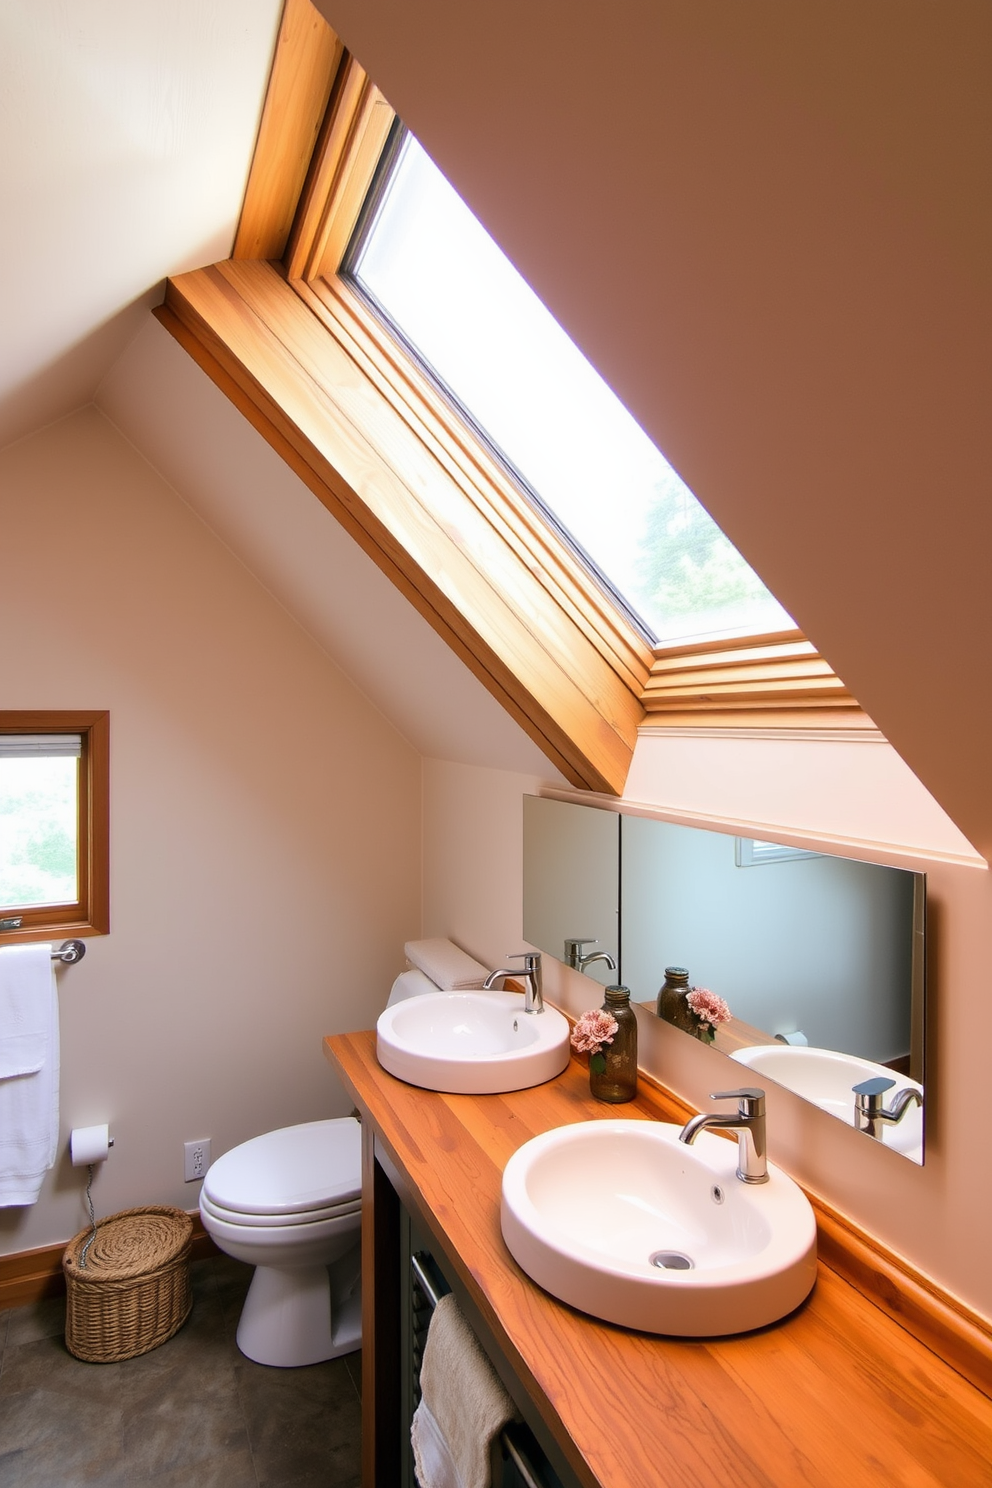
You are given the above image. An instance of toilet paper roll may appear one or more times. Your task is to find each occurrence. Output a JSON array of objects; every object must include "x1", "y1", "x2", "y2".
[{"x1": 70, "y1": 1124, "x2": 111, "y2": 1166}]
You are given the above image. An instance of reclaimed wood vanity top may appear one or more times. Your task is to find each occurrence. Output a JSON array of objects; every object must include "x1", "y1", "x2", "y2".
[{"x1": 325, "y1": 1030, "x2": 992, "y2": 1488}]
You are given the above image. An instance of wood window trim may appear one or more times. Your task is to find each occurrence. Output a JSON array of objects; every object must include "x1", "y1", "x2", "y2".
[
  {"x1": 641, "y1": 630, "x2": 875, "y2": 730},
  {"x1": 0, "y1": 711, "x2": 109, "y2": 945},
  {"x1": 158, "y1": 0, "x2": 872, "y2": 798}
]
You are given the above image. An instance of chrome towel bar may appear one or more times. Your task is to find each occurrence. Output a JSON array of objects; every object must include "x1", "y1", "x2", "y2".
[{"x1": 53, "y1": 940, "x2": 86, "y2": 964}]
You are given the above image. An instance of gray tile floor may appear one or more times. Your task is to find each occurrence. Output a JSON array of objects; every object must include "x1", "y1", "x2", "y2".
[{"x1": 0, "y1": 1257, "x2": 362, "y2": 1487}]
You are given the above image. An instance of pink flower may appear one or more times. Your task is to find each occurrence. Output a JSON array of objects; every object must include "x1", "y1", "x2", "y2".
[
  {"x1": 685, "y1": 987, "x2": 731, "y2": 1027},
  {"x1": 570, "y1": 1008, "x2": 619, "y2": 1054}
]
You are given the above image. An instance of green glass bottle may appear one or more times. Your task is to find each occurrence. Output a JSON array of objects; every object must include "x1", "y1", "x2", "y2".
[
  {"x1": 590, "y1": 985, "x2": 638, "y2": 1103},
  {"x1": 656, "y1": 966, "x2": 694, "y2": 1032}
]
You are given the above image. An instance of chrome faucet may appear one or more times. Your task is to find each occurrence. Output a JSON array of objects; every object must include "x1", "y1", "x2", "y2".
[
  {"x1": 563, "y1": 938, "x2": 618, "y2": 975},
  {"x1": 852, "y1": 1076, "x2": 923, "y2": 1140},
  {"x1": 678, "y1": 1088, "x2": 769, "y2": 1184},
  {"x1": 483, "y1": 952, "x2": 544, "y2": 1014}
]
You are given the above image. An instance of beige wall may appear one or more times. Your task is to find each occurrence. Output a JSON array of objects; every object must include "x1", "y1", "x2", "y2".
[
  {"x1": 421, "y1": 750, "x2": 992, "y2": 1323},
  {"x1": 318, "y1": 0, "x2": 992, "y2": 860},
  {"x1": 0, "y1": 409, "x2": 421, "y2": 1254}
]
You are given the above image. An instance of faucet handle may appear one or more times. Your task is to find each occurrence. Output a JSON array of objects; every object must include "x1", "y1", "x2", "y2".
[
  {"x1": 506, "y1": 951, "x2": 541, "y2": 968},
  {"x1": 710, "y1": 1087, "x2": 766, "y2": 1115},
  {"x1": 852, "y1": 1076, "x2": 895, "y2": 1098}
]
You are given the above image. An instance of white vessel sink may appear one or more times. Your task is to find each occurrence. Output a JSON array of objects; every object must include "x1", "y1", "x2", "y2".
[
  {"x1": 731, "y1": 1045, "x2": 923, "y2": 1162},
  {"x1": 376, "y1": 992, "x2": 570, "y2": 1095},
  {"x1": 501, "y1": 1119, "x2": 817, "y2": 1336}
]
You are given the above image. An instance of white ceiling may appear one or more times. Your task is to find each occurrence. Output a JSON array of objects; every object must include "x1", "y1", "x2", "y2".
[{"x1": 0, "y1": 0, "x2": 281, "y2": 449}]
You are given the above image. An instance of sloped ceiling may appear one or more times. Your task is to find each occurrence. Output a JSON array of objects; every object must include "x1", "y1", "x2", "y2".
[
  {"x1": 313, "y1": 0, "x2": 992, "y2": 857},
  {"x1": 0, "y1": 1, "x2": 559, "y2": 776},
  {"x1": 0, "y1": 0, "x2": 281, "y2": 449}
]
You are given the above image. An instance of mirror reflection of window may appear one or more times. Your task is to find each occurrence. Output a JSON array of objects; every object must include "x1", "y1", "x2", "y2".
[{"x1": 734, "y1": 838, "x2": 821, "y2": 867}]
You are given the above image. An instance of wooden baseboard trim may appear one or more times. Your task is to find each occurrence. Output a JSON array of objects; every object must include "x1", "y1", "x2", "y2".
[
  {"x1": 811, "y1": 1195, "x2": 992, "y2": 1399},
  {"x1": 0, "y1": 1213, "x2": 220, "y2": 1312}
]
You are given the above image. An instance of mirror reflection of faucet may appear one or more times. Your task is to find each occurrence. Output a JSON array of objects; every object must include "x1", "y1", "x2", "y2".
[
  {"x1": 483, "y1": 952, "x2": 544, "y2": 1013},
  {"x1": 852, "y1": 1076, "x2": 923, "y2": 1141},
  {"x1": 563, "y1": 938, "x2": 617, "y2": 975}
]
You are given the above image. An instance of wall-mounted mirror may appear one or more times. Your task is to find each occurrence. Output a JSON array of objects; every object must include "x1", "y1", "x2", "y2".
[
  {"x1": 523, "y1": 796, "x2": 926, "y2": 1164},
  {"x1": 523, "y1": 796, "x2": 619, "y2": 987}
]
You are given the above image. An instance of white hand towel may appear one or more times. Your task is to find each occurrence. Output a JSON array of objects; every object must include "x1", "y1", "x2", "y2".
[
  {"x1": 0, "y1": 944, "x2": 59, "y2": 1206},
  {"x1": 405, "y1": 939, "x2": 489, "y2": 992},
  {"x1": 411, "y1": 1292, "x2": 518, "y2": 1488}
]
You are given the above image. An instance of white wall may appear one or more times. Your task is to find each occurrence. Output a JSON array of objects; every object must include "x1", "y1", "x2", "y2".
[
  {"x1": 0, "y1": 409, "x2": 421, "y2": 1254},
  {"x1": 420, "y1": 747, "x2": 992, "y2": 1322}
]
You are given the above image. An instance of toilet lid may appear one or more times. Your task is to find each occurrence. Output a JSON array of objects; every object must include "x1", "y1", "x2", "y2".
[{"x1": 202, "y1": 1118, "x2": 362, "y2": 1217}]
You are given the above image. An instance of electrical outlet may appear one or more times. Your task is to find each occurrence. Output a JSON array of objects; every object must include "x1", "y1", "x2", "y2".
[{"x1": 184, "y1": 1138, "x2": 211, "y2": 1182}]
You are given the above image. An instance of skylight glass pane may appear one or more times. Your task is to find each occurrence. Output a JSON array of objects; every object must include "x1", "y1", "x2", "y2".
[
  {"x1": 0, "y1": 752, "x2": 79, "y2": 908},
  {"x1": 348, "y1": 135, "x2": 794, "y2": 646}
]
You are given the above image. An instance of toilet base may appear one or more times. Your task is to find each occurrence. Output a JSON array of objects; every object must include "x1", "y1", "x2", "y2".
[{"x1": 236, "y1": 1255, "x2": 362, "y2": 1368}]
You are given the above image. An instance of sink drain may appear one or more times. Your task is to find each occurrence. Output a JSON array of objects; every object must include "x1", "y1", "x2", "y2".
[{"x1": 649, "y1": 1250, "x2": 694, "y2": 1271}]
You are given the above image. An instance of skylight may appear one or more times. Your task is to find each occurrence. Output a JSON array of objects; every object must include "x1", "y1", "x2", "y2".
[{"x1": 344, "y1": 131, "x2": 794, "y2": 647}]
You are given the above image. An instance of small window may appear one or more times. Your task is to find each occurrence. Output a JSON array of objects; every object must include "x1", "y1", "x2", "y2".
[{"x1": 0, "y1": 713, "x2": 109, "y2": 943}]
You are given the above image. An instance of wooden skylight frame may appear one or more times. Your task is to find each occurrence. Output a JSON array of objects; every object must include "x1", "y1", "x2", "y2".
[{"x1": 157, "y1": 0, "x2": 872, "y2": 801}]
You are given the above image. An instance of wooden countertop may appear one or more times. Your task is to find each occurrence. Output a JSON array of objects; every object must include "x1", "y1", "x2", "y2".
[{"x1": 325, "y1": 1030, "x2": 992, "y2": 1488}]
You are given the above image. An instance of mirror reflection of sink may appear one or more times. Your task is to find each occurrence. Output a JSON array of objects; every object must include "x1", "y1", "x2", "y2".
[
  {"x1": 376, "y1": 992, "x2": 570, "y2": 1094},
  {"x1": 730, "y1": 1045, "x2": 923, "y2": 1162},
  {"x1": 501, "y1": 1119, "x2": 817, "y2": 1336}
]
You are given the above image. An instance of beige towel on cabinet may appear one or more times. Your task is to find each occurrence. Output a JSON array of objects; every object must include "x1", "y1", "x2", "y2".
[
  {"x1": 411, "y1": 1292, "x2": 518, "y2": 1488},
  {"x1": 404, "y1": 939, "x2": 489, "y2": 992},
  {"x1": 0, "y1": 944, "x2": 59, "y2": 1206}
]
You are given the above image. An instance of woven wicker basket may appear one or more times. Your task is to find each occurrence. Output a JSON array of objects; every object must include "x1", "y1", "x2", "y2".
[{"x1": 63, "y1": 1205, "x2": 193, "y2": 1363}]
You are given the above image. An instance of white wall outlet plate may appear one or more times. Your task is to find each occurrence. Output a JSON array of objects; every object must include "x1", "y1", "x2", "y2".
[{"x1": 184, "y1": 1138, "x2": 211, "y2": 1182}]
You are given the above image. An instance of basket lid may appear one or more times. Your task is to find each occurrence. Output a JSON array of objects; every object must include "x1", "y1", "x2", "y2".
[
  {"x1": 201, "y1": 1117, "x2": 361, "y2": 1216},
  {"x1": 64, "y1": 1206, "x2": 192, "y2": 1279}
]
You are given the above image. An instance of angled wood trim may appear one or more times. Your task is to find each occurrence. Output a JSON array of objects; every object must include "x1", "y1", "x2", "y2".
[
  {"x1": 232, "y1": 0, "x2": 343, "y2": 261},
  {"x1": 286, "y1": 62, "x2": 394, "y2": 282},
  {"x1": 641, "y1": 632, "x2": 874, "y2": 727},
  {"x1": 157, "y1": 264, "x2": 642, "y2": 793},
  {"x1": 640, "y1": 707, "x2": 877, "y2": 730},
  {"x1": 221, "y1": 9, "x2": 872, "y2": 773},
  {"x1": 286, "y1": 62, "x2": 652, "y2": 698},
  {"x1": 296, "y1": 276, "x2": 652, "y2": 697}
]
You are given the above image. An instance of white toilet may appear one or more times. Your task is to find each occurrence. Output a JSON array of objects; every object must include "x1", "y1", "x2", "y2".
[{"x1": 199, "y1": 1117, "x2": 362, "y2": 1368}]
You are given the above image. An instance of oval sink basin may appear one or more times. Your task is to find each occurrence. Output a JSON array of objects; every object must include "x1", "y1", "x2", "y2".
[
  {"x1": 731, "y1": 1045, "x2": 923, "y2": 1163},
  {"x1": 501, "y1": 1119, "x2": 817, "y2": 1336},
  {"x1": 376, "y1": 992, "x2": 570, "y2": 1094}
]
